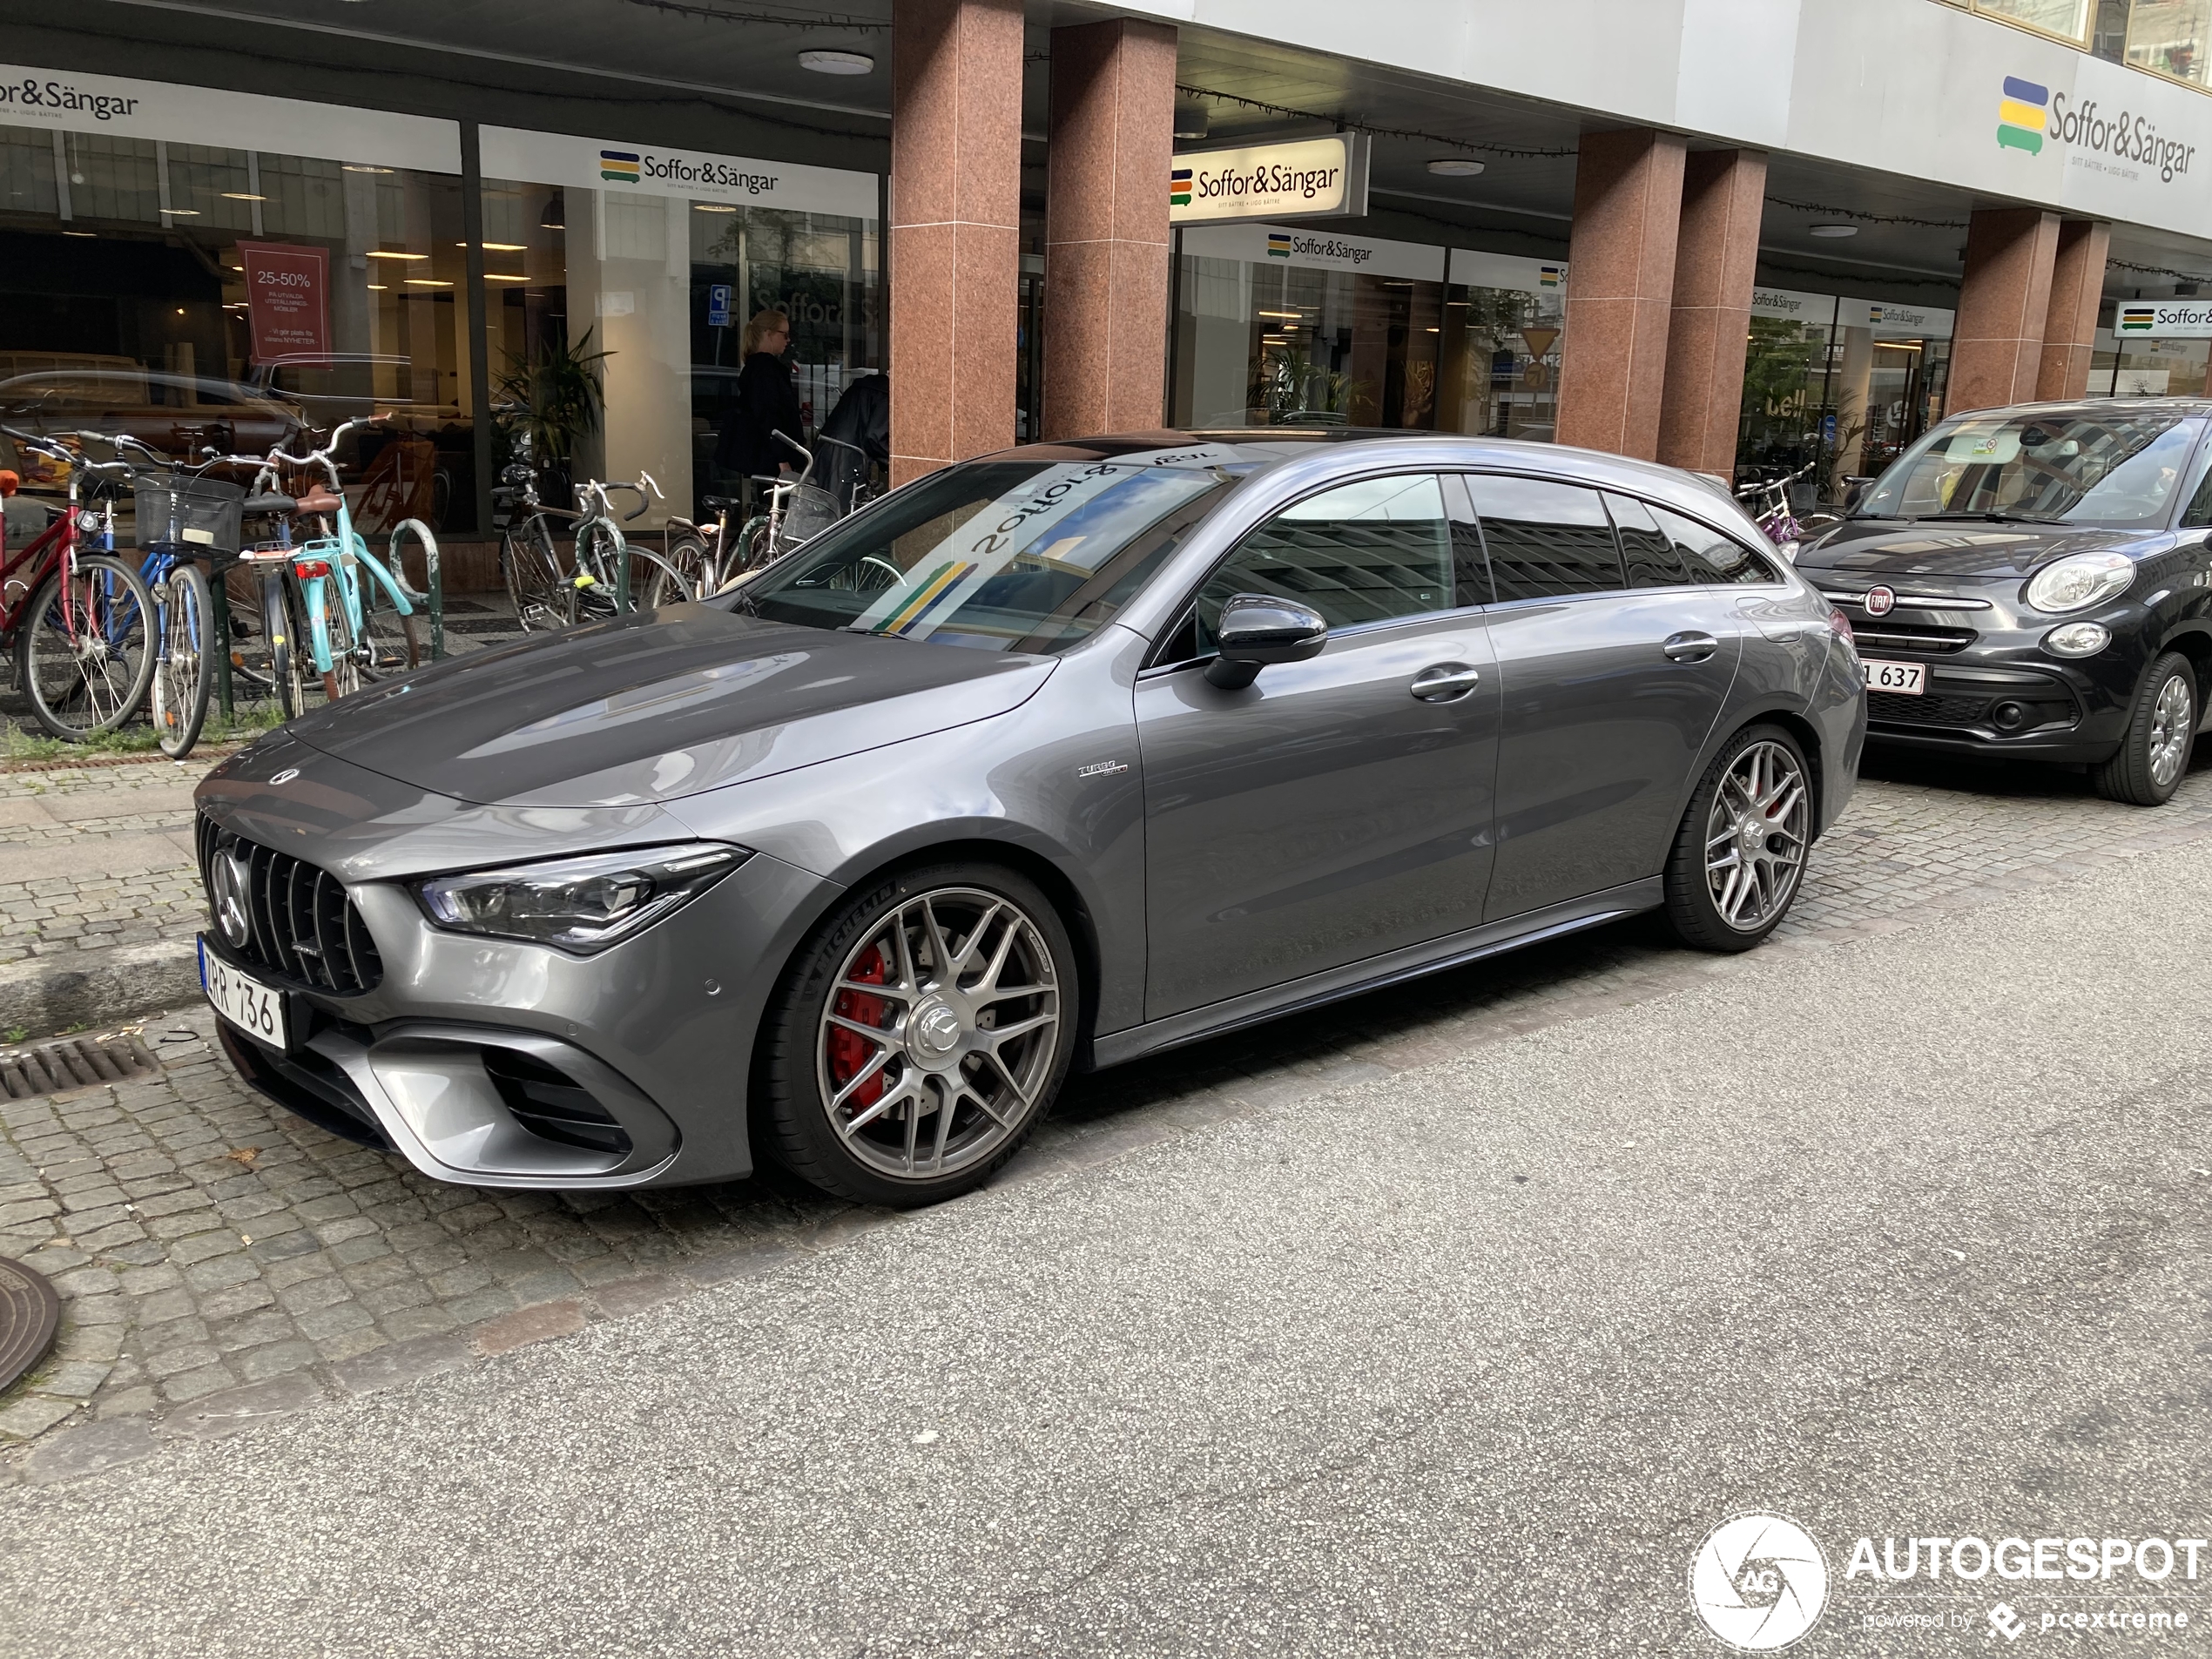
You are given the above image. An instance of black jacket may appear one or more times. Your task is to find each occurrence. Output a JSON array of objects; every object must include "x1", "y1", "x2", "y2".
[{"x1": 718, "y1": 352, "x2": 804, "y2": 477}]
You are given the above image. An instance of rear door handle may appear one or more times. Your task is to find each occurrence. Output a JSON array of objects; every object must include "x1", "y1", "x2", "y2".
[
  {"x1": 1662, "y1": 631, "x2": 1720, "y2": 663},
  {"x1": 1410, "y1": 662, "x2": 1483, "y2": 701}
]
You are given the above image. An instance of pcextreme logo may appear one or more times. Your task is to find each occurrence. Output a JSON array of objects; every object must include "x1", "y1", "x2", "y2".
[{"x1": 1994, "y1": 72, "x2": 2198, "y2": 182}]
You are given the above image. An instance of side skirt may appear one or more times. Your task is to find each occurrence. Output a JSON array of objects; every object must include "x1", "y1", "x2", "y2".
[{"x1": 1085, "y1": 877, "x2": 1662, "y2": 1071}]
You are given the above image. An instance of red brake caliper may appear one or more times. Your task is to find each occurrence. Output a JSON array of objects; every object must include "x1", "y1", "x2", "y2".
[{"x1": 828, "y1": 942, "x2": 889, "y2": 1111}]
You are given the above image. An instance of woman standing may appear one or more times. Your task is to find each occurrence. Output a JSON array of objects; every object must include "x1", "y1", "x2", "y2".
[{"x1": 717, "y1": 308, "x2": 804, "y2": 500}]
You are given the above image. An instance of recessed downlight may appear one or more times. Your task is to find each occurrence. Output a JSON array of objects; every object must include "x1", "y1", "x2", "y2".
[
  {"x1": 799, "y1": 50, "x2": 873, "y2": 75},
  {"x1": 1427, "y1": 158, "x2": 1486, "y2": 177},
  {"x1": 1809, "y1": 223, "x2": 1858, "y2": 238}
]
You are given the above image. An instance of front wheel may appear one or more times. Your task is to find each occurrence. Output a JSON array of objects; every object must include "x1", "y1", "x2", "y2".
[
  {"x1": 151, "y1": 562, "x2": 214, "y2": 759},
  {"x1": 756, "y1": 863, "x2": 1078, "y2": 1206},
  {"x1": 1663, "y1": 724, "x2": 1813, "y2": 952},
  {"x1": 502, "y1": 516, "x2": 572, "y2": 632},
  {"x1": 2094, "y1": 651, "x2": 2195, "y2": 806},
  {"x1": 16, "y1": 554, "x2": 157, "y2": 740}
]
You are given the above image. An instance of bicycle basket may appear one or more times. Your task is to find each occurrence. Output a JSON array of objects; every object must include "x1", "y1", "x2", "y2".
[
  {"x1": 772, "y1": 483, "x2": 842, "y2": 554},
  {"x1": 133, "y1": 474, "x2": 244, "y2": 556}
]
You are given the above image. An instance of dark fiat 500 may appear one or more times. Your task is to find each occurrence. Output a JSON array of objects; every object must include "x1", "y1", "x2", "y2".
[
  {"x1": 194, "y1": 431, "x2": 1862, "y2": 1204},
  {"x1": 1801, "y1": 401, "x2": 2212, "y2": 804}
]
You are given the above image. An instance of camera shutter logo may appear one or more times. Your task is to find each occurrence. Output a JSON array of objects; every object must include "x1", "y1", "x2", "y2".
[{"x1": 1689, "y1": 1514, "x2": 1829, "y2": 1651}]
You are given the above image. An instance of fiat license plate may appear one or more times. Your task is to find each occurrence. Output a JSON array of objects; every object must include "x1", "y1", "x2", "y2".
[
  {"x1": 1862, "y1": 658, "x2": 1925, "y2": 695},
  {"x1": 199, "y1": 936, "x2": 287, "y2": 1049}
]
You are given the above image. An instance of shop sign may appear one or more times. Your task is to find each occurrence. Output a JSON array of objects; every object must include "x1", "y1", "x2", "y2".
[
  {"x1": 2114, "y1": 301, "x2": 2212, "y2": 339},
  {"x1": 1170, "y1": 134, "x2": 1369, "y2": 226},
  {"x1": 1447, "y1": 250, "x2": 1568, "y2": 296},
  {"x1": 1836, "y1": 298, "x2": 1955, "y2": 339},
  {"x1": 480, "y1": 126, "x2": 877, "y2": 220},
  {"x1": 238, "y1": 241, "x2": 329, "y2": 366},
  {"x1": 1749, "y1": 287, "x2": 1838, "y2": 325},
  {"x1": 0, "y1": 63, "x2": 459, "y2": 172},
  {"x1": 1182, "y1": 221, "x2": 1441, "y2": 283}
]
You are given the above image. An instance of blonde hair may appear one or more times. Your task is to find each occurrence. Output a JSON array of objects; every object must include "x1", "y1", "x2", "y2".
[{"x1": 741, "y1": 308, "x2": 790, "y2": 357}]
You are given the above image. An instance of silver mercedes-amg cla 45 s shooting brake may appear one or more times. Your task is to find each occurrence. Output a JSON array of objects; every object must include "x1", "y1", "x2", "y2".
[{"x1": 195, "y1": 430, "x2": 1865, "y2": 1205}]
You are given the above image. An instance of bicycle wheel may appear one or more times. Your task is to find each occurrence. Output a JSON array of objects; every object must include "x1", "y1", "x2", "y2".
[
  {"x1": 354, "y1": 550, "x2": 421, "y2": 678},
  {"x1": 628, "y1": 546, "x2": 696, "y2": 611},
  {"x1": 15, "y1": 554, "x2": 157, "y2": 741},
  {"x1": 573, "y1": 520, "x2": 622, "y2": 618},
  {"x1": 502, "y1": 516, "x2": 573, "y2": 632},
  {"x1": 151, "y1": 562, "x2": 214, "y2": 759},
  {"x1": 301, "y1": 574, "x2": 362, "y2": 702},
  {"x1": 265, "y1": 571, "x2": 303, "y2": 721}
]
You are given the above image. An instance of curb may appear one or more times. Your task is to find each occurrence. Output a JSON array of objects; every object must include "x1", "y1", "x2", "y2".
[{"x1": 0, "y1": 941, "x2": 199, "y2": 1038}]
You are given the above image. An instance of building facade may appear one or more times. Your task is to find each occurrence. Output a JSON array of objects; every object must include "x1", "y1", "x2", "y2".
[{"x1": 0, "y1": 0, "x2": 2208, "y2": 545}]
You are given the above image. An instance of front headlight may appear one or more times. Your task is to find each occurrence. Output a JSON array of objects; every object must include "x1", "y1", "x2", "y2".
[
  {"x1": 2024, "y1": 552, "x2": 2134, "y2": 614},
  {"x1": 2042, "y1": 621, "x2": 2111, "y2": 658},
  {"x1": 414, "y1": 843, "x2": 751, "y2": 954}
]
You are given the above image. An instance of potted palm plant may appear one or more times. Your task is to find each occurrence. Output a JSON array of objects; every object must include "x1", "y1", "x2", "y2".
[{"x1": 497, "y1": 327, "x2": 611, "y2": 506}]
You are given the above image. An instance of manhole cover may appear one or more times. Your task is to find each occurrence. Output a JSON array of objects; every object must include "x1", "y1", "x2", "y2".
[
  {"x1": 0, "y1": 1257, "x2": 59, "y2": 1393},
  {"x1": 0, "y1": 1034, "x2": 161, "y2": 1100}
]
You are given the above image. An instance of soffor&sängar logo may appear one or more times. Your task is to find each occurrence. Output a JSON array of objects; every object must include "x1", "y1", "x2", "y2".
[{"x1": 1995, "y1": 72, "x2": 2199, "y2": 182}]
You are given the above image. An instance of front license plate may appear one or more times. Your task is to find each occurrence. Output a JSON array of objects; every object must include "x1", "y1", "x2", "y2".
[
  {"x1": 199, "y1": 936, "x2": 287, "y2": 1049},
  {"x1": 1862, "y1": 658, "x2": 1926, "y2": 695}
]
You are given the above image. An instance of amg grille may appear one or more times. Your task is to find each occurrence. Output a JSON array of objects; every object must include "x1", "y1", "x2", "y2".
[{"x1": 195, "y1": 813, "x2": 383, "y2": 995}]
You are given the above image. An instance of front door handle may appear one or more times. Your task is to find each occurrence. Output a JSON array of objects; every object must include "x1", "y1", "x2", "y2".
[
  {"x1": 1410, "y1": 662, "x2": 1483, "y2": 701},
  {"x1": 1662, "y1": 631, "x2": 1720, "y2": 663}
]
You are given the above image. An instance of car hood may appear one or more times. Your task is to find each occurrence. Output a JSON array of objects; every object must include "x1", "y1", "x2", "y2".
[
  {"x1": 280, "y1": 604, "x2": 1057, "y2": 807},
  {"x1": 1795, "y1": 518, "x2": 2161, "y2": 578}
]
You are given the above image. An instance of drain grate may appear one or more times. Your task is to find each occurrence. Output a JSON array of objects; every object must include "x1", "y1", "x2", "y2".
[
  {"x1": 0, "y1": 1034, "x2": 163, "y2": 1100},
  {"x1": 0, "y1": 1257, "x2": 59, "y2": 1393}
]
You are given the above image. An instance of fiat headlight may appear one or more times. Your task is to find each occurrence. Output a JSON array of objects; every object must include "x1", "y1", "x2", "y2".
[
  {"x1": 415, "y1": 843, "x2": 750, "y2": 954},
  {"x1": 2024, "y1": 552, "x2": 2134, "y2": 614}
]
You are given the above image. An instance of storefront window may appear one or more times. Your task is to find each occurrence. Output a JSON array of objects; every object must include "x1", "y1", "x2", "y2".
[
  {"x1": 0, "y1": 89, "x2": 472, "y2": 534},
  {"x1": 1439, "y1": 251, "x2": 1568, "y2": 441},
  {"x1": 1170, "y1": 224, "x2": 1453, "y2": 431},
  {"x1": 2111, "y1": 333, "x2": 2210, "y2": 394},
  {"x1": 1973, "y1": 0, "x2": 2094, "y2": 44},
  {"x1": 477, "y1": 127, "x2": 879, "y2": 529}
]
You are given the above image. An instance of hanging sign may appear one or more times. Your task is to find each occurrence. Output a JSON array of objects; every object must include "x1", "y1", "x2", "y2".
[
  {"x1": 1170, "y1": 134, "x2": 1369, "y2": 225},
  {"x1": 1181, "y1": 221, "x2": 1442, "y2": 282},
  {"x1": 480, "y1": 126, "x2": 878, "y2": 219},
  {"x1": 1448, "y1": 249, "x2": 1566, "y2": 295},
  {"x1": 238, "y1": 241, "x2": 330, "y2": 366},
  {"x1": 2115, "y1": 300, "x2": 2212, "y2": 339}
]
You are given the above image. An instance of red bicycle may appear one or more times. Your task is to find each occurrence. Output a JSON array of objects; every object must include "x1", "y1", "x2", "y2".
[{"x1": 0, "y1": 427, "x2": 156, "y2": 739}]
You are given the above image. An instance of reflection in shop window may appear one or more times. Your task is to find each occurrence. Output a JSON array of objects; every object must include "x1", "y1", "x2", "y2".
[
  {"x1": 2126, "y1": 0, "x2": 2212, "y2": 84},
  {"x1": 1973, "y1": 0, "x2": 2094, "y2": 44}
]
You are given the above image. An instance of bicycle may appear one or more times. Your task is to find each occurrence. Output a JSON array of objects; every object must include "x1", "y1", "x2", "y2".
[
  {"x1": 0, "y1": 428, "x2": 157, "y2": 740},
  {"x1": 241, "y1": 420, "x2": 434, "y2": 716},
  {"x1": 665, "y1": 435, "x2": 854, "y2": 599},
  {"x1": 496, "y1": 468, "x2": 692, "y2": 632},
  {"x1": 1734, "y1": 460, "x2": 1819, "y2": 561}
]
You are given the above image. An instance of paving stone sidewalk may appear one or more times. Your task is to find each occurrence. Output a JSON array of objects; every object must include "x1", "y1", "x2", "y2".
[{"x1": 5, "y1": 746, "x2": 2212, "y2": 1487}]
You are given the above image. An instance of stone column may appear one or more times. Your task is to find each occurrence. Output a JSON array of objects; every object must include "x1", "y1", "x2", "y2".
[
  {"x1": 1948, "y1": 206, "x2": 2060, "y2": 413},
  {"x1": 1043, "y1": 18, "x2": 1177, "y2": 440},
  {"x1": 2035, "y1": 218, "x2": 2111, "y2": 401},
  {"x1": 889, "y1": 0, "x2": 1025, "y2": 483},
  {"x1": 1555, "y1": 128, "x2": 1687, "y2": 460},
  {"x1": 1656, "y1": 147, "x2": 1766, "y2": 478}
]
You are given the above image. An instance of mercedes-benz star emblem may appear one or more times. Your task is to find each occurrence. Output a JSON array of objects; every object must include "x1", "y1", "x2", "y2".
[
  {"x1": 920, "y1": 1006, "x2": 962, "y2": 1054},
  {"x1": 267, "y1": 767, "x2": 300, "y2": 786},
  {"x1": 209, "y1": 853, "x2": 253, "y2": 949},
  {"x1": 1864, "y1": 585, "x2": 1896, "y2": 618}
]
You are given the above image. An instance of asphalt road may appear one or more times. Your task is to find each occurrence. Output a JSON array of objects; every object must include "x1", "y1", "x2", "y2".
[{"x1": 5, "y1": 835, "x2": 2212, "y2": 1657}]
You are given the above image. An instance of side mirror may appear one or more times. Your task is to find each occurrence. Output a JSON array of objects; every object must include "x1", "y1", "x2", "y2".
[{"x1": 1205, "y1": 593, "x2": 1329, "y2": 690}]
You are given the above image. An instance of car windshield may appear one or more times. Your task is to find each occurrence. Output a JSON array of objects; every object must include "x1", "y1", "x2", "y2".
[
  {"x1": 1856, "y1": 410, "x2": 2202, "y2": 526},
  {"x1": 735, "y1": 447, "x2": 1238, "y2": 653}
]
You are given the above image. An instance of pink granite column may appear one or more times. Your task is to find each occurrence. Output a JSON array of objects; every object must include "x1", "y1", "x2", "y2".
[
  {"x1": 1042, "y1": 18, "x2": 1177, "y2": 440},
  {"x1": 1949, "y1": 206, "x2": 2061, "y2": 414},
  {"x1": 1555, "y1": 127, "x2": 1686, "y2": 460},
  {"x1": 890, "y1": 0, "x2": 1024, "y2": 483},
  {"x1": 2035, "y1": 219, "x2": 2111, "y2": 401},
  {"x1": 1656, "y1": 148, "x2": 1766, "y2": 478}
]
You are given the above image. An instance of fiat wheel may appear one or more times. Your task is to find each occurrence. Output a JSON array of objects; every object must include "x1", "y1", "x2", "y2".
[
  {"x1": 758, "y1": 863, "x2": 1077, "y2": 1206},
  {"x1": 2094, "y1": 651, "x2": 2195, "y2": 807}
]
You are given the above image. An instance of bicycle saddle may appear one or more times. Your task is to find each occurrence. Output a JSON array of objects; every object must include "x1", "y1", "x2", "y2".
[
  {"x1": 293, "y1": 484, "x2": 344, "y2": 515},
  {"x1": 242, "y1": 492, "x2": 296, "y2": 516},
  {"x1": 700, "y1": 493, "x2": 740, "y2": 512}
]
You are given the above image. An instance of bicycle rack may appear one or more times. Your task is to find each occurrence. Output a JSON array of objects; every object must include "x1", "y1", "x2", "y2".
[{"x1": 388, "y1": 518, "x2": 444, "y2": 663}]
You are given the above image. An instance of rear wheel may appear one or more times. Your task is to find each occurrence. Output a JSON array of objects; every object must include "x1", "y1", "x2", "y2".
[
  {"x1": 627, "y1": 546, "x2": 695, "y2": 612},
  {"x1": 757, "y1": 863, "x2": 1077, "y2": 1206},
  {"x1": 2094, "y1": 651, "x2": 2195, "y2": 806},
  {"x1": 151, "y1": 562, "x2": 213, "y2": 759},
  {"x1": 265, "y1": 572, "x2": 303, "y2": 720},
  {"x1": 16, "y1": 555, "x2": 156, "y2": 740},
  {"x1": 1664, "y1": 724, "x2": 1812, "y2": 952},
  {"x1": 502, "y1": 516, "x2": 571, "y2": 632}
]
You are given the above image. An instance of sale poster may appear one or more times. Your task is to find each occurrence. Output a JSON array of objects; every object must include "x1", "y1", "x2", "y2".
[{"x1": 238, "y1": 241, "x2": 330, "y2": 365}]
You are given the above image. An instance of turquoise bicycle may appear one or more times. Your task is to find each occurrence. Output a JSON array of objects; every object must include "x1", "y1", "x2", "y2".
[{"x1": 236, "y1": 420, "x2": 435, "y2": 715}]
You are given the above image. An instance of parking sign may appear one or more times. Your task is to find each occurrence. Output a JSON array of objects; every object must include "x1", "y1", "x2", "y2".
[{"x1": 707, "y1": 283, "x2": 732, "y2": 328}]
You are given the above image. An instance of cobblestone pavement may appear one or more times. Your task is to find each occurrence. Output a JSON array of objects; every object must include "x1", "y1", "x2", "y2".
[
  {"x1": 4, "y1": 744, "x2": 2212, "y2": 1483},
  {"x1": 0, "y1": 769, "x2": 200, "y2": 975}
]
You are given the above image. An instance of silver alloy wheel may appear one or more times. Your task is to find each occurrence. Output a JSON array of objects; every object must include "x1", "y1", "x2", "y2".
[
  {"x1": 2149, "y1": 672, "x2": 2193, "y2": 788},
  {"x1": 1703, "y1": 739, "x2": 1810, "y2": 933},
  {"x1": 815, "y1": 887, "x2": 1060, "y2": 1182}
]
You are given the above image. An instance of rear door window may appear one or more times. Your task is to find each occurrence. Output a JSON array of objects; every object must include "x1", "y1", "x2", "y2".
[
  {"x1": 1463, "y1": 475, "x2": 1624, "y2": 600},
  {"x1": 1649, "y1": 505, "x2": 1780, "y2": 584}
]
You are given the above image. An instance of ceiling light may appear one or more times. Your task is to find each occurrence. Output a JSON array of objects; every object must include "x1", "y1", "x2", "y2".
[
  {"x1": 404, "y1": 278, "x2": 454, "y2": 287},
  {"x1": 1427, "y1": 158, "x2": 1485, "y2": 177},
  {"x1": 367, "y1": 284, "x2": 388, "y2": 291},
  {"x1": 61, "y1": 230, "x2": 95, "y2": 238},
  {"x1": 1809, "y1": 223, "x2": 1858, "y2": 238},
  {"x1": 220, "y1": 192, "x2": 266, "y2": 201},
  {"x1": 163, "y1": 208, "x2": 200, "y2": 217},
  {"x1": 1257, "y1": 309, "x2": 1304, "y2": 320},
  {"x1": 692, "y1": 202, "x2": 738, "y2": 212},
  {"x1": 1173, "y1": 105, "x2": 1209, "y2": 140},
  {"x1": 365, "y1": 249, "x2": 428, "y2": 260},
  {"x1": 799, "y1": 50, "x2": 873, "y2": 75},
  {"x1": 460, "y1": 240, "x2": 529, "y2": 251},
  {"x1": 483, "y1": 273, "x2": 531, "y2": 282},
  {"x1": 342, "y1": 164, "x2": 395, "y2": 174}
]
